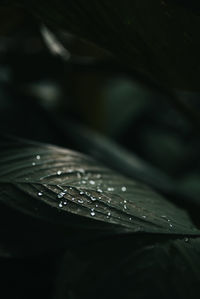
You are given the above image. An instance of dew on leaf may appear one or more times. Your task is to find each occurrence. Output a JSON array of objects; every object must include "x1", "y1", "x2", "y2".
[{"x1": 89, "y1": 180, "x2": 95, "y2": 185}]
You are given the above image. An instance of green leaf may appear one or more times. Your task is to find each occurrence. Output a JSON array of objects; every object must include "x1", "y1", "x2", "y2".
[
  {"x1": 0, "y1": 135, "x2": 199, "y2": 236},
  {"x1": 15, "y1": 0, "x2": 200, "y2": 90},
  {"x1": 55, "y1": 237, "x2": 200, "y2": 299}
]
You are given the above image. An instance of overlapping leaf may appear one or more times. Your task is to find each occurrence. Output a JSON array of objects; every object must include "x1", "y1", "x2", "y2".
[{"x1": 0, "y1": 136, "x2": 199, "y2": 235}]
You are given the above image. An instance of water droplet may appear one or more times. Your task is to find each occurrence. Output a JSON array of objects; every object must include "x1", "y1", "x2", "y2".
[
  {"x1": 82, "y1": 180, "x2": 86, "y2": 184},
  {"x1": 38, "y1": 192, "x2": 43, "y2": 197},
  {"x1": 57, "y1": 170, "x2": 62, "y2": 176},
  {"x1": 32, "y1": 162, "x2": 36, "y2": 166},
  {"x1": 79, "y1": 191, "x2": 84, "y2": 195},
  {"x1": 98, "y1": 196, "x2": 102, "y2": 200},
  {"x1": 124, "y1": 200, "x2": 127, "y2": 203},
  {"x1": 72, "y1": 197, "x2": 75, "y2": 201},
  {"x1": 124, "y1": 205, "x2": 127, "y2": 210},
  {"x1": 79, "y1": 168, "x2": 85, "y2": 174},
  {"x1": 63, "y1": 201, "x2": 67, "y2": 205},
  {"x1": 57, "y1": 192, "x2": 65, "y2": 199},
  {"x1": 142, "y1": 215, "x2": 147, "y2": 219},
  {"x1": 185, "y1": 237, "x2": 189, "y2": 243},
  {"x1": 121, "y1": 186, "x2": 126, "y2": 192},
  {"x1": 97, "y1": 188, "x2": 103, "y2": 193},
  {"x1": 95, "y1": 204, "x2": 98, "y2": 208},
  {"x1": 107, "y1": 187, "x2": 114, "y2": 191},
  {"x1": 129, "y1": 217, "x2": 132, "y2": 221},
  {"x1": 108, "y1": 199, "x2": 111, "y2": 203},
  {"x1": 107, "y1": 212, "x2": 111, "y2": 218},
  {"x1": 36, "y1": 155, "x2": 40, "y2": 160},
  {"x1": 96, "y1": 174, "x2": 101, "y2": 179},
  {"x1": 89, "y1": 180, "x2": 95, "y2": 185},
  {"x1": 90, "y1": 208, "x2": 95, "y2": 216},
  {"x1": 69, "y1": 187, "x2": 73, "y2": 190},
  {"x1": 78, "y1": 199, "x2": 84, "y2": 204},
  {"x1": 91, "y1": 196, "x2": 97, "y2": 202},
  {"x1": 59, "y1": 202, "x2": 63, "y2": 208},
  {"x1": 169, "y1": 224, "x2": 173, "y2": 228}
]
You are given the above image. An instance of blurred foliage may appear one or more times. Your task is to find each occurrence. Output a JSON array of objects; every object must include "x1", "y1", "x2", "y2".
[{"x1": 0, "y1": 2, "x2": 200, "y2": 299}]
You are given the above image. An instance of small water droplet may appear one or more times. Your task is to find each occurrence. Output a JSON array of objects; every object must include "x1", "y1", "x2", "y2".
[
  {"x1": 121, "y1": 186, "x2": 126, "y2": 192},
  {"x1": 38, "y1": 192, "x2": 43, "y2": 197},
  {"x1": 89, "y1": 180, "x2": 95, "y2": 185},
  {"x1": 95, "y1": 204, "x2": 98, "y2": 208},
  {"x1": 59, "y1": 202, "x2": 63, "y2": 208},
  {"x1": 185, "y1": 237, "x2": 189, "y2": 243},
  {"x1": 32, "y1": 162, "x2": 36, "y2": 166},
  {"x1": 124, "y1": 205, "x2": 127, "y2": 210},
  {"x1": 82, "y1": 180, "x2": 86, "y2": 184},
  {"x1": 91, "y1": 196, "x2": 97, "y2": 202},
  {"x1": 36, "y1": 155, "x2": 40, "y2": 160},
  {"x1": 108, "y1": 199, "x2": 111, "y2": 203},
  {"x1": 57, "y1": 192, "x2": 65, "y2": 199},
  {"x1": 79, "y1": 191, "x2": 84, "y2": 195},
  {"x1": 69, "y1": 187, "x2": 73, "y2": 190},
  {"x1": 78, "y1": 199, "x2": 84, "y2": 204},
  {"x1": 57, "y1": 170, "x2": 62, "y2": 176},
  {"x1": 63, "y1": 201, "x2": 67, "y2": 205},
  {"x1": 129, "y1": 217, "x2": 132, "y2": 221},
  {"x1": 90, "y1": 208, "x2": 95, "y2": 216},
  {"x1": 142, "y1": 215, "x2": 147, "y2": 219},
  {"x1": 169, "y1": 224, "x2": 173, "y2": 228},
  {"x1": 79, "y1": 168, "x2": 85, "y2": 174},
  {"x1": 98, "y1": 196, "x2": 102, "y2": 200},
  {"x1": 96, "y1": 174, "x2": 101, "y2": 179},
  {"x1": 124, "y1": 200, "x2": 127, "y2": 203},
  {"x1": 107, "y1": 212, "x2": 111, "y2": 218},
  {"x1": 72, "y1": 197, "x2": 75, "y2": 201},
  {"x1": 97, "y1": 188, "x2": 103, "y2": 193},
  {"x1": 107, "y1": 187, "x2": 114, "y2": 191}
]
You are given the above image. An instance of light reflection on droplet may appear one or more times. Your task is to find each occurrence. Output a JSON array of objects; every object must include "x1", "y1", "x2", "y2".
[
  {"x1": 89, "y1": 180, "x2": 95, "y2": 185},
  {"x1": 57, "y1": 170, "x2": 62, "y2": 175},
  {"x1": 38, "y1": 192, "x2": 43, "y2": 197},
  {"x1": 36, "y1": 155, "x2": 40, "y2": 160},
  {"x1": 121, "y1": 186, "x2": 126, "y2": 192}
]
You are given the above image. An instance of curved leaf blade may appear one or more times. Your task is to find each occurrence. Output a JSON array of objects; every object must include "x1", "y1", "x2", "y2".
[{"x1": 0, "y1": 136, "x2": 199, "y2": 235}]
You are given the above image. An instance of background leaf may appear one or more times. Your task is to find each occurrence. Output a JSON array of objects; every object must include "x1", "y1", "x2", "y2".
[{"x1": 12, "y1": 0, "x2": 200, "y2": 90}]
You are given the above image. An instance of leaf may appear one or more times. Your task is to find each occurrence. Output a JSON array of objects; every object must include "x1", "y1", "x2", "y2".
[
  {"x1": 55, "y1": 237, "x2": 200, "y2": 299},
  {"x1": 0, "y1": 135, "x2": 199, "y2": 236},
  {"x1": 14, "y1": 0, "x2": 200, "y2": 90}
]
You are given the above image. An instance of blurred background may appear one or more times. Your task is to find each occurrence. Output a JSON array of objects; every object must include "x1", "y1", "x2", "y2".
[{"x1": 0, "y1": 5, "x2": 200, "y2": 211}]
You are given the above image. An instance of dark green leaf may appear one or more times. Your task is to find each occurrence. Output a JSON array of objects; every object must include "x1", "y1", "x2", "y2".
[
  {"x1": 15, "y1": 0, "x2": 200, "y2": 90},
  {"x1": 55, "y1": 237, "x2": 200, "y2": 299},
  {"x1": 0, "y1": 135, "x2": 199, "y2": 235}
]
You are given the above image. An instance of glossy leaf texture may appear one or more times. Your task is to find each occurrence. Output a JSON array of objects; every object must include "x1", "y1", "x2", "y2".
[
  {"x1": 0, "y1": 135, "x2": 199, "y2": 235},
  {"x1": 15, "y1": 0, "x2": 200, "y2": 90},
  {"x1": 55, "y1": 237, "x2": 200, "y2": 299}
]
